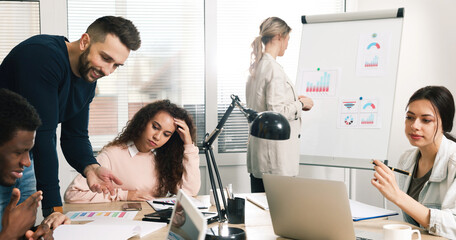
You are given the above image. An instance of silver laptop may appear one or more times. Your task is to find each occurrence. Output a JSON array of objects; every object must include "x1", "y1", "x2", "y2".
[
  {"x1": 263, "y1": 174, "x2": 379, "y2": 240},
  {"x1": 166, "y1": 190, "x2": 207, "y2": 240}
]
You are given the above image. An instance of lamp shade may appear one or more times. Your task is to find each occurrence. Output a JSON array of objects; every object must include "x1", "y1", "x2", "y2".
[{"x1": 250, "y1": 111, "x2": 291, "y2": 140}]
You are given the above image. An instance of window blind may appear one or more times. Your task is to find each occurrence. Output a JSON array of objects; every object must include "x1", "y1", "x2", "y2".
[
  {"x1": 216, "y1": 0, "x2": 345, "y2": 152},
  {"x1": 0, "y1": 1, "x2": 40, "y2": 63},
  {"x1": 67, "y1": 0, "x2": 205, "y2": 150}
]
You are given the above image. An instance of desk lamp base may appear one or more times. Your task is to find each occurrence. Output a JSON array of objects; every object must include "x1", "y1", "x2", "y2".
[{"x1": 205, "y1": 225, "x2": 246, "y2": 240}]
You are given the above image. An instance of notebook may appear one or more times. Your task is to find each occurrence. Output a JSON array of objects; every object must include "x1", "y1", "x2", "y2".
[
  {"x1": 263, "y1": 174, "x2": 383, "y2": 240},
  {"x1": 166, "y1": 189, "x2": 208, "y2": 240}
]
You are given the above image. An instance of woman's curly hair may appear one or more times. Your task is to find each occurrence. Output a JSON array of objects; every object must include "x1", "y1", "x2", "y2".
[{"x1": 104, "y1": 99, "x2": 196, "y2": 196}]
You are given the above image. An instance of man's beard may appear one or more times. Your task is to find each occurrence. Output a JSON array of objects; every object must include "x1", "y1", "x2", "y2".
[{"x1": 78, "y1": 46, "x2": 102, "y2": 83}]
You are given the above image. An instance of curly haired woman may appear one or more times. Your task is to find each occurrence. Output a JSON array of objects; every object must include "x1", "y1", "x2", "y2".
[{"x1": 64, "y1": 100, "x2": 200, "y2": 202}]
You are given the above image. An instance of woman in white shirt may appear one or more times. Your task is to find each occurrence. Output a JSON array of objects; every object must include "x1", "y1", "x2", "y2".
[
  {"x1": 246, "y1": 17, "x2": 314, "y2": 192},
  {"x1": 372, "y1": 86, "x2": 456, "y2": 238}
]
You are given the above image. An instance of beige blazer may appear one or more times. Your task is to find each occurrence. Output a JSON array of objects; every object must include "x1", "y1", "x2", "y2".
[{"x1": 246, "y1": 53, "x2": 302, "y2": 178}]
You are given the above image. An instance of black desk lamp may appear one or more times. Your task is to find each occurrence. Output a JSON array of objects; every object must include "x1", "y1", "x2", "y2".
[{"x1": 201, "y1": 94, "x2": 291, "y2": 239}]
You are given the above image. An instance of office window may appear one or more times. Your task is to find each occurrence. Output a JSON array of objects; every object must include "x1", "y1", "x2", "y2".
[
  {"x1": 216, "y1": 0, "x2": 345, "y2": 152},
  {"x1": 67, "y1": 0, "x2": 205, "y2": 150},
  {"x1": 0, "y1": 1, "x2": 40, "y2": 62}
]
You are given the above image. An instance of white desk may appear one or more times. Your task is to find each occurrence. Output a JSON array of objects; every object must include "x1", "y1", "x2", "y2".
[{"x1": 63, "y1": 193, "x2": 447, "y2": 240}]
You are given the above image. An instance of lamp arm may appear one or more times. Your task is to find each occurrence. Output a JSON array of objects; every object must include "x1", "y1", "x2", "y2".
[
  {"x1": 231, "y1": 94, "x2": 258, "y2": 123},
  {"x1": 203, "y1": 95, "x2": 258, "y2": 147},
  {"x1": 203, "y1": 98, "x2": 236, "y2": 147}
]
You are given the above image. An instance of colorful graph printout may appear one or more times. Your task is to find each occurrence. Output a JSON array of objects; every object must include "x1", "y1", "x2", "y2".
[
  {"x1": 360, "y1": 99, "x2": 378, "y2": 113},
  {"x1": 340, "y1": 114, "x2": 357, "y2": 126},
  {"x1": 356, "y1": 32, "x2": 391, "y2": 76},
  {"x1": 360, "y1": 113, "x2": 377, "y2": 125},
  {"x1": 341, "y1": 100, "x2": 359, "y2": 113},
  {"x1": 297, "y1": 69, "x2": 338, "y2": 98},
  {"x1": 338, "y1": 98, "x2": 380, "y2": 128},
  {"x1": 65, "y1": 210, "x2": 138, "y2": 221}
]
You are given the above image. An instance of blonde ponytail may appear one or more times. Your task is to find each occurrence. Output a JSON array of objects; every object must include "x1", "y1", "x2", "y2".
[
  {"x1": 249, "y1": 17, "x2": 291, "y2": 76},
  {"x1": 249, "y1": 36, "x2": 263, "y2": 75}
]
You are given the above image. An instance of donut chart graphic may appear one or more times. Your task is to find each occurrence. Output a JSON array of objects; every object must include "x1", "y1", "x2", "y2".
[
  {"x1": 344, "y1": 115, "x2": 354, "y2": 125},
  {"x1": 367, "y1": 42, "x2": 380, "y2": 50}
]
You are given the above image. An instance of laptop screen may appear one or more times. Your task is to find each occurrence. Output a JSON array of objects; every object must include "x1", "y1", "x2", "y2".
[{"x1": 167, "y1": 190, "x2": 207, "y2": 240}]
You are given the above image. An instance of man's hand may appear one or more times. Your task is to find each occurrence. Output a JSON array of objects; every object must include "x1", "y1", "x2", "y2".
[
  {"x1": 85, "y1": 164, "x2": 123, "y2": 196},
  {"x1": 42, "y1": 212, "x2": 71, "y2": 230},
  {"x1": 24, "y1": 223, "x2": 52, "y2": 240},
  {"x1": 0, "y1": 188, "x2": 42, "y2": 240},
  {"x1": 22, "y1": 210, "x2": 70, "y2": 240}
]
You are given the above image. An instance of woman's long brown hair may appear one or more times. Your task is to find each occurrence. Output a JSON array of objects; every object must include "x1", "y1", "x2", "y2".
[{"x1": 104, "y1": 100, "x2": 196, "y2": 196}]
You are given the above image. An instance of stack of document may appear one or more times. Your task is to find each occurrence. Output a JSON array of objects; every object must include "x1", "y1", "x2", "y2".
[
  {"x1": 53, "y1": 218, "x2": 166, "y2": 240},
  {"x1": 350, "y1": 199, "x2": 398, "y2": 221}
]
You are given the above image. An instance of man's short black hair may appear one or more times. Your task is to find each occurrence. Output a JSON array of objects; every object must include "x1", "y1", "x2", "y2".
[
  {"x1": 86, "y1": 16, "x2": 141, "y2": 51},
  {"x1": 0, "y1": 89, "x2": 41, "y2": 145}
]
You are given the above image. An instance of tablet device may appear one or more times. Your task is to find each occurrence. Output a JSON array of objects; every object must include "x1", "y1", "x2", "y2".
[{"x1": 166, "y1": 190, "x2": 207, "y2": 240}]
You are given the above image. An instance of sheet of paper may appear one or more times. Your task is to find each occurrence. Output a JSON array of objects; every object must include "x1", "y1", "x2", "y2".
[
  {"x1": 54, "y1": 225, "x2": 138, "y2": 240},
  {"x1": 350, "y1": 199, "x2": 397, "y2": 221},
  {"x1": 87, "y1": 218, "x2": 167, "y2": 238},
  {"x1": 65, "y1": 210, "x2": 138, "y2": 221}
]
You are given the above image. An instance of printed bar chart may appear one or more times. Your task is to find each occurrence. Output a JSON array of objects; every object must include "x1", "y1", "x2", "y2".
[
  {"x1": 361, "y1": 113, "x2": 375, "y2": 125},
  {"x1": 306, "y1": 71, "x2": 330, "y2": 93},
  {"x1": 299, "y1": 69, "x2": 338, "y2": 97},
  {"x1": 364, "y1": 56, "x2": 379, "y2": 67}
]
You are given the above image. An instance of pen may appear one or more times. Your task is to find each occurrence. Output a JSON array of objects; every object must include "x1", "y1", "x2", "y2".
[
  {"x1": 371, "y1": 160, "x2": 411, "y2": 176},
  {"x1": 152, "y1": 200, "x2": 175, "y2": 206}
]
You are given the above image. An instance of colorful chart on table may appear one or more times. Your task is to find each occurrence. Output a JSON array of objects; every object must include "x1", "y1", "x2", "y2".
[{"x1": 65, "y1": 210, "x2": 138, "y2": 221}]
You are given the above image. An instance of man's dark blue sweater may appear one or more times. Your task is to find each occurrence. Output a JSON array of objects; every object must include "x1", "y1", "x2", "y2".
[{"x1": 0, "y1": 35, "x2": 98, "y2": 209}]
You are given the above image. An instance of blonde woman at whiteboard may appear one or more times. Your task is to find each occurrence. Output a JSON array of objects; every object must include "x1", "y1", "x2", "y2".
[
  {"x1": 372, "y1": 86, "x2": 456, "y2": 239},
  {"x1": 246, "y1": 17, "x2": 314, "y2": 193}
]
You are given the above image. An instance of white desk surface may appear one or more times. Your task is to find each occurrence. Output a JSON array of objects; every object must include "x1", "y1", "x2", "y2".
[{"x1": 63, "y1": 193, "x2": 447, "y2": 240}]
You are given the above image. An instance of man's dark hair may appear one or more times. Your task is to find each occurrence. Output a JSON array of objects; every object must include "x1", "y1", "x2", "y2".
[
  {"x1": 0, "y1": 89, "x2": 41, "y2": 145},
  {"x1": 86, "y1": 16, "x2": 141, "y2": 51}
]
